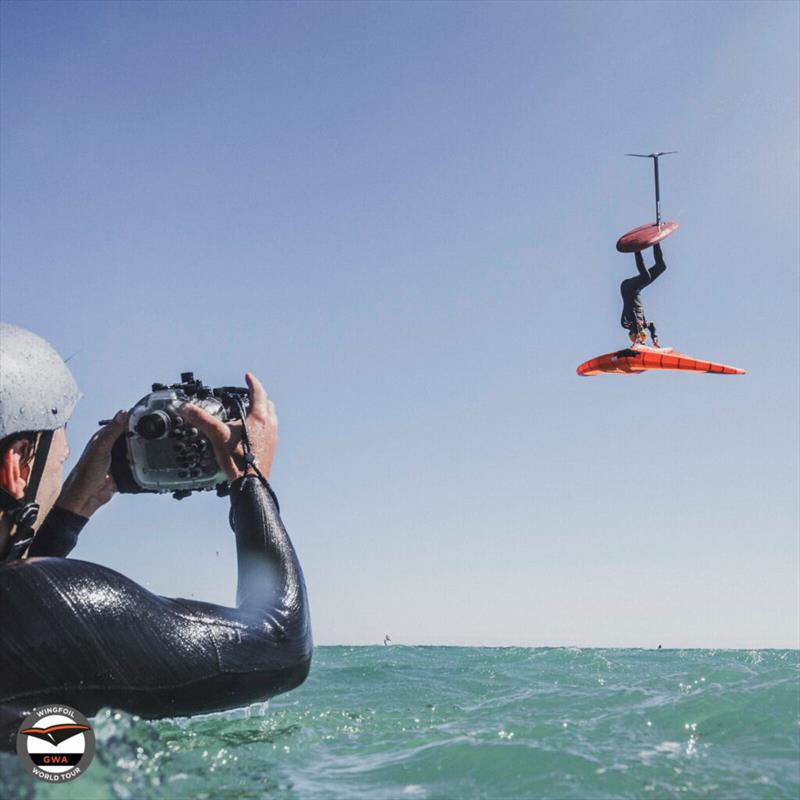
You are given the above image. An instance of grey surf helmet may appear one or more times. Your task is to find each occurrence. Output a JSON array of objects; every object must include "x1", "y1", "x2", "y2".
[{"x1": 0, "y1": 322, "x2": 82, "y2": 559}]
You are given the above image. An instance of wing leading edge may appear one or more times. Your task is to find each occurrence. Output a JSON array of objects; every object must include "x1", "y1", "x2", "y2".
[{"x1": 577, "y1": 345, "x2": 745, "y2": 376}]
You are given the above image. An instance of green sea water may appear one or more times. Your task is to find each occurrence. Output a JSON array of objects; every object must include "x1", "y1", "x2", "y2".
[{"x1": 2, "y1": 647, "x2": 798, "y2": 800}]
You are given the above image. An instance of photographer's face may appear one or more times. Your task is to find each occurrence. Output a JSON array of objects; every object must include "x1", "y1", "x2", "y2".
[{"x1": 34, "y1": 427, "x2": 70, "y2": 524}]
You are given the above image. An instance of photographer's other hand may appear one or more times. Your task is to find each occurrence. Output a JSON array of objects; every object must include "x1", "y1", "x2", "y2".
[
  {"x1": 179, "y1": 373, "x2": 278, "y2": 481},
  {"x1": 57, "y1": 411, "x2": 128, "y2": 518}
]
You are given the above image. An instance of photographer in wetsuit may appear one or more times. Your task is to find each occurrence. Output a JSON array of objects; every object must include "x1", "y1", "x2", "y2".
[
  {"x1": 620, "y1": 242, "x2": 666, "y2": 346},
  {"x1": 0, "y1": 323, "x2": 312, "y2": 750}
]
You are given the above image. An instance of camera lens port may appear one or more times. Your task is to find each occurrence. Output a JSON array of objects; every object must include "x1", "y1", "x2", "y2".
[{"x1": 135, "y1": 410, "x2": 172, "y2": 440}]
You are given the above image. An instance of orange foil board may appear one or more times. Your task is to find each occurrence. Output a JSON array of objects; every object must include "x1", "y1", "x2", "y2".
[
  {"x1": 576, "y1": 345, "x2": 745, "y2": 377},
  {"x1": 616, "y1": 221, "x2": 678, "y2": 253}
]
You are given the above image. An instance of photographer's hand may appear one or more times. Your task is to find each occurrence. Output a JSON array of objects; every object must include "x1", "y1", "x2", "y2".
[
  {"x1": 179, "y1": 373, "x2": 278, "y2": 481},
  {"x1": 57, "y1": 411, "x2": 128, "y2": 518}
]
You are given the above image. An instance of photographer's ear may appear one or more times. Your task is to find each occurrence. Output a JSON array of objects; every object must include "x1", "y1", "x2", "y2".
[{"x1": 0, "y1": 438, "x2": 35, "y2": 500}]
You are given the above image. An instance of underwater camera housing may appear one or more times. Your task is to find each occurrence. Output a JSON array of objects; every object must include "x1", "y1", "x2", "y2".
[{"x1": 110, "y1": 372, "x2": 249, "y2": 500}]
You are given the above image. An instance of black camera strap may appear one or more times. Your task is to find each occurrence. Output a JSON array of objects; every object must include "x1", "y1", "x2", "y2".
[
  {"x1": 232, "y1": 396, "x2": 268, "y2": 486},
  {"x1": 1, "y1": 430, "x2": 54, "y2": 561}
]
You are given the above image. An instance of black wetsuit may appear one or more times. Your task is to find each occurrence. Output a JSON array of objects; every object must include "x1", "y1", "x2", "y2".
[
  {"x1": 0, "y1": 476, "x2": 312, "y2": 751},
  {"x1": 620, "y1": 247, "x2": 667, "y2": 334}
]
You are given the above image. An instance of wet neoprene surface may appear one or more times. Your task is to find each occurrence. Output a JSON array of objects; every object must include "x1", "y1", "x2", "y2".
[{"x1": 0, "y1": 476, "x2": 312, "y2": 750}]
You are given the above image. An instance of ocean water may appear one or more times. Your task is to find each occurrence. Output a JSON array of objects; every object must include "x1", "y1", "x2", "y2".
[{"x1": 1, "y1": 647, "x2": 798, "y2": 800}]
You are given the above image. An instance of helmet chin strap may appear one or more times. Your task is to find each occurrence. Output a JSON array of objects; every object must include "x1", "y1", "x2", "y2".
[{"x1": 0, "y1": 430, "x2": 54, "y2": 561}]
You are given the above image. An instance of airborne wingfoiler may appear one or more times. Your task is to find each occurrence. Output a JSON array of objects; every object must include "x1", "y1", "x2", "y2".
[{"x1": 577, "y1": 153, "x2": 745, "y2": 377}]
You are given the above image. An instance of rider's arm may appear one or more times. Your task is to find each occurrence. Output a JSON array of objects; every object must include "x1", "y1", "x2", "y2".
[{"x1": 634, "y1": 250, "x2": 650, "y2": 280}]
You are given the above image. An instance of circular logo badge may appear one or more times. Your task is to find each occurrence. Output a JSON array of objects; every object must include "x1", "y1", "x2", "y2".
[{"x1": 16, "y1": 705, "x2": 95, "y2": 782}]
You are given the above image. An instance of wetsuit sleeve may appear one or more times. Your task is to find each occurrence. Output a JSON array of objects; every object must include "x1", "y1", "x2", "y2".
[
  {"x1": 228, "y1": 475, "x2": 302, "y2": 613},
  {"x1": 27, "y1": 505, "x2": 88, "y2": 558},
  {"x1": 635, "y1": 251, "x2": 650, "y2": 280},
  {"x1": 649, "y1": 245, "x2": 667, "y2": 281}
]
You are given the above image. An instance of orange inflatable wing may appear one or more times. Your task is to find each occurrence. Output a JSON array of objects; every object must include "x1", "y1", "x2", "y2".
[{"x1": 577, "y1": 345, "x2": 745, "y2": 376}]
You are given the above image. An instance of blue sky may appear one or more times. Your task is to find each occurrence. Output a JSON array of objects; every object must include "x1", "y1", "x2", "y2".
[{"x1": 1, "y1": 0, "x2": 797, "y2": 647}]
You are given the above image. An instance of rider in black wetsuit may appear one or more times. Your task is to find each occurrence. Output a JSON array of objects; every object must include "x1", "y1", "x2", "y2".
[
  {"x1": 0, "y1": 324, "x2": 311, "y2": 750},
  {"x1": 620, "y1": 242, "x2": 666, "y2": 346}
]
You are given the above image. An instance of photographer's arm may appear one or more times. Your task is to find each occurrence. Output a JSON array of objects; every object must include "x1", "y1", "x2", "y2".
[
  {"x1": 181, "y1": 373, "x2": 300, "y2": 611},
  {"x1": 27, "y1": 507, "x2": 88, "y2": 557},
  {"x1": 27, "y1": 412, "x2": 127, "y2": 558},
  {"x1": 229, "y1": 476, "x2": 306, "y2": 614}
]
